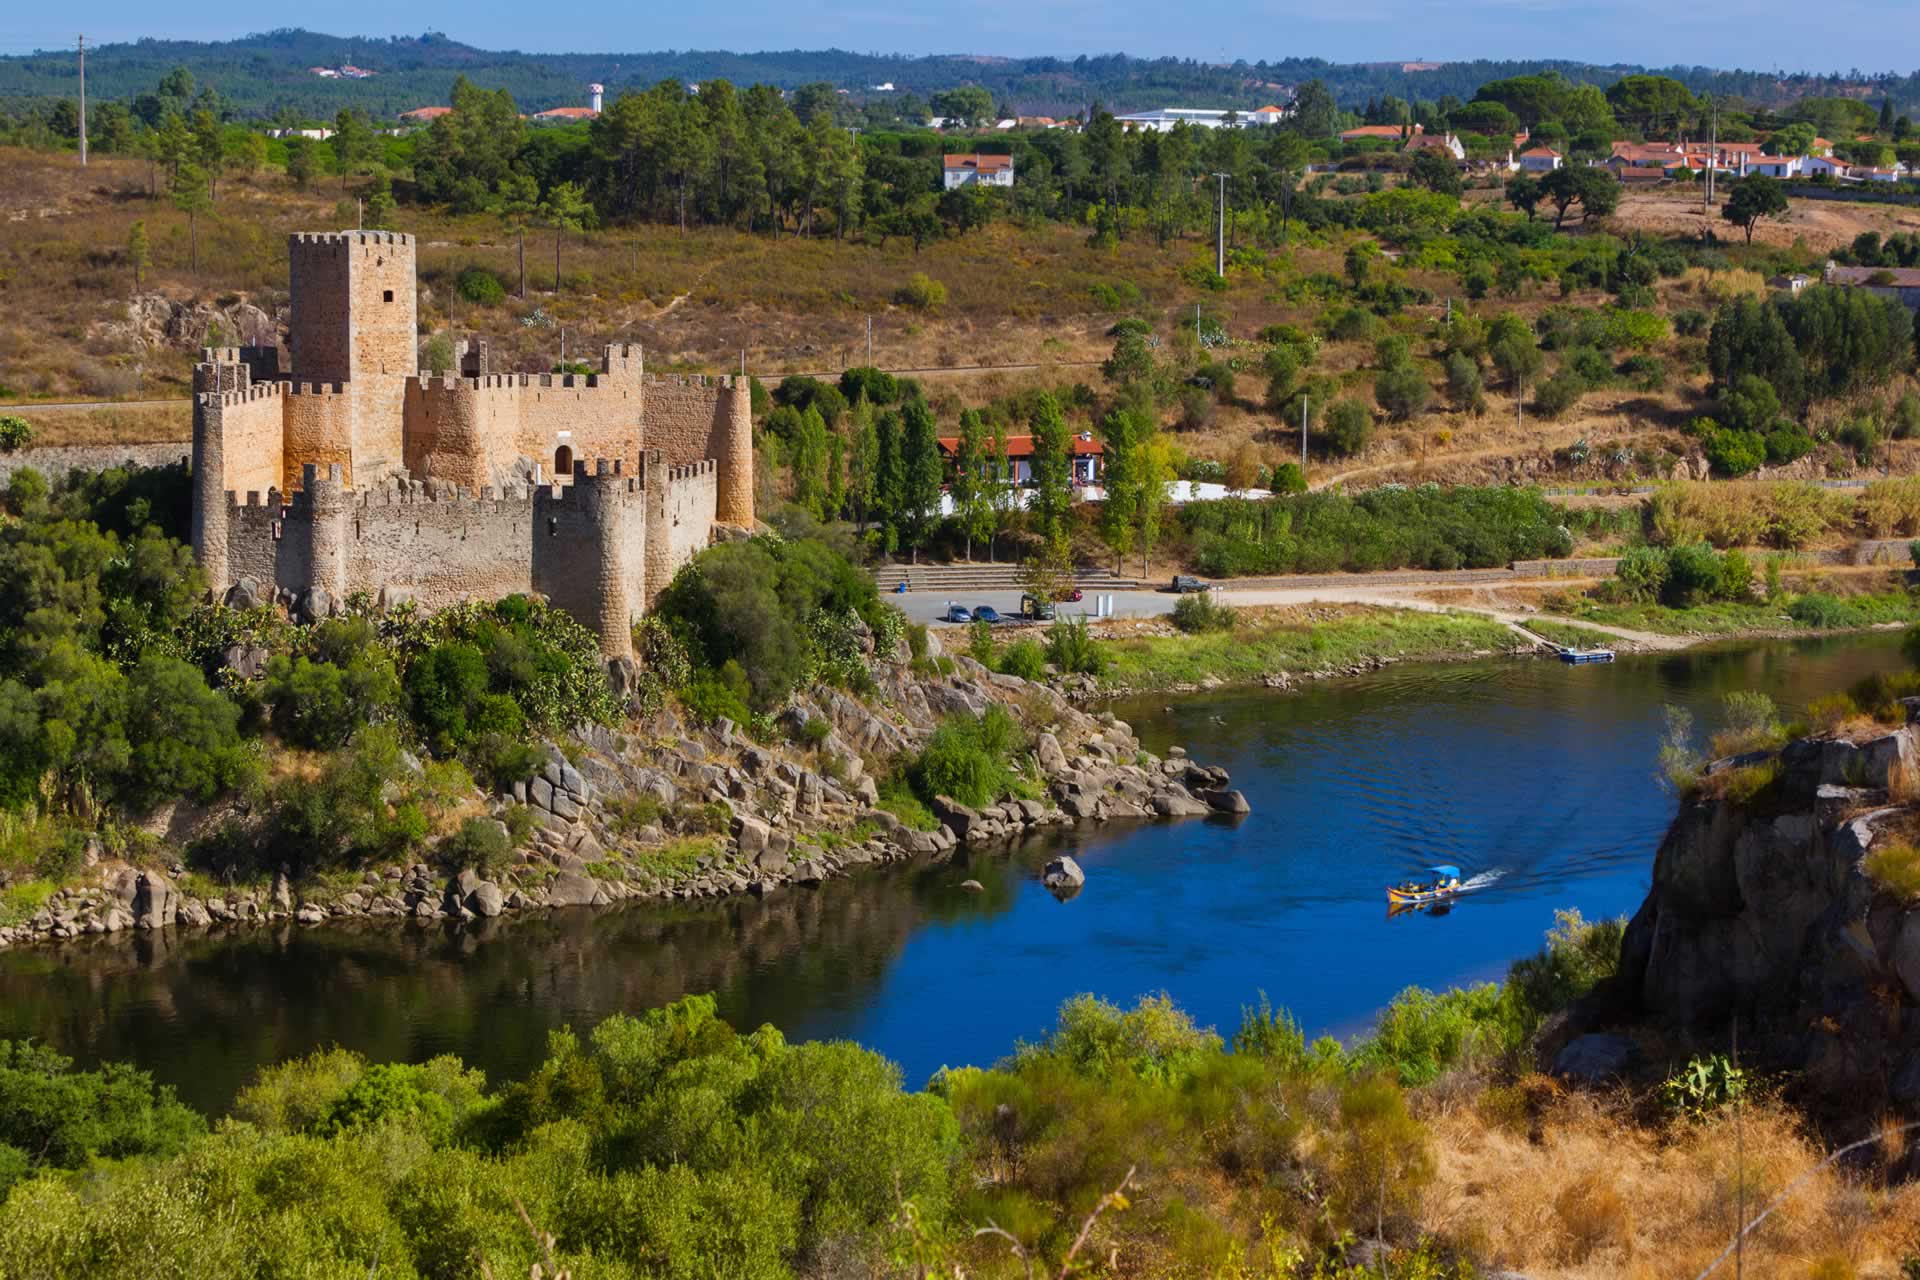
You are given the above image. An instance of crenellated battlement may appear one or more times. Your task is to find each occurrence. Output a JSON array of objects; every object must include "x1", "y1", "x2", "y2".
[
  {"x1": 290, "y1": 230, "x2": 415, "y2": 248},
  {"x1": 199, "y1": 380, "x2": 288, "y2": 409},
  {"x1": 667, "y1": 458, "x2": 718, "y2": 484}
]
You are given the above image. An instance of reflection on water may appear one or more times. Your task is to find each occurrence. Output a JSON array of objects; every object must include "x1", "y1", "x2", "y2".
[{"x1": 0, "y1": 631, "x2": 1906, "y2": 1113}]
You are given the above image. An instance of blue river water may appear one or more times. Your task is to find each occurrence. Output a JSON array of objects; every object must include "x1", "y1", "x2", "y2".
[{"x1": 0, "y1": 631, "x2": 1904, "y2": 1112}]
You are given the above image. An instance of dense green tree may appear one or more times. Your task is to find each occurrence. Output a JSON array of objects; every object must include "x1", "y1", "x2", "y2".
[
  {"x1": 1408, "y1": 148, "x2": 1463, "y2": 197},
  {"x1": 1708, "y1": 296, "x2": 1807, "y2": 408},
  {"x1": 414, "y1": 77, "x2": 527, "y2": 212},
  {"x1": 950, "y1": 409, "x2": 989, "y2": 561},
  {"x1": 1538, "y1": 164, "x2": 1619, "y2": 229},
  {"x1": 1722, "y1": 175, "x2": 1789, "y2": 245},
  {"x1": 167, "y1": 162, "x2": 210, "y2": 272},
  {"x1": 896, "y1": 399, "x2": 944, "y2": 562},
  {"x1": 1026, "y1": 393, "x2": 1074, "y2": 544}
]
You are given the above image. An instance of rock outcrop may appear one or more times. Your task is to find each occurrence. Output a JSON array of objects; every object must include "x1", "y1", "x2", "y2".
[
  {"x1": 1597, "y1": 707, "x2": 1920, "y2": 1115},
  {"x1": 0, "y1": 626, "x2": 1244, "y2": 950}
]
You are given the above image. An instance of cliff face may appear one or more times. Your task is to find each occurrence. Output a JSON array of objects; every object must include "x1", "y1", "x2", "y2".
[{"x1": 1615, "y1": 716, "x2": 1920, "y2": 1112}]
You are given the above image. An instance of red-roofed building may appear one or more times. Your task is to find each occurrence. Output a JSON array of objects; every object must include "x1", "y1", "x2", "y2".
[
  {"x1": 1340, "y1": 123, "x2": 1422, "y2": 142},
  {"x1": 399, "y1": 106, "x2": 452, "y2": 123},
  {"x1": 1406, "y1": 131, "x2": 1466, "y2": 161},
  {"x1": 936, "y1": 432, "x2": 1102, "y2": 484},
  {"x1": 1518, "y1": 146, "x2": 1563, "y2": 173},
  {"x1": 942, "y1": 153, "x2": 1015, "y2": 190}
]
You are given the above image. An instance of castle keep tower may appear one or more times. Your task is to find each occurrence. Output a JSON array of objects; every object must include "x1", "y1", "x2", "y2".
[{"x1": 287, "y1": 230, "x2": 417, "y2": 485}]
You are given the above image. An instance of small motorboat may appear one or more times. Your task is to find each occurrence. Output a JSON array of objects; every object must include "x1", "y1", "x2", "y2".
[{"x1": 1387, "y1": 865, "x2": 1465, "y2": 907}]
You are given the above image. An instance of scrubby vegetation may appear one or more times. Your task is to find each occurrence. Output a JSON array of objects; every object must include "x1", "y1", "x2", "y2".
[{"x1": 2, "y1": 909, "x2": 1801, "y2": 1279}]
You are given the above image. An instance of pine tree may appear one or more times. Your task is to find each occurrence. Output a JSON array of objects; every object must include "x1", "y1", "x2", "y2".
[
  {"x1": 848, "y1": 396, "x2": 879, "y2": 533},
  {"x1": 898, "y1": 399, "x2": 943, "y2": 563},
  {"x1": 127, "y1": 221, "x2": 150, "y2": 290},
  {"x1": 1027, "y1": 393, "x2": 1073, "y2": 543},
  {"x1": 168, "y1": 163, "x2": 210, "y2": 273},
  {"x1": 950, "y1": 409, "x2": 987, "y2": 561}
]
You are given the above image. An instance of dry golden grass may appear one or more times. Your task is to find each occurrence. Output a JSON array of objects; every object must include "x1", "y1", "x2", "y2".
[
  {"x1": 8, "y1": 403, "x2": 191, "y2": 446},
  {"x1": 1426, "y1": 1091, "x2": 1920, "y2": 1278}
]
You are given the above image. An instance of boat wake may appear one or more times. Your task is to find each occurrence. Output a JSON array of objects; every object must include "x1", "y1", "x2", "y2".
[{"x1": 1457, "y1": 869, "x2": 1505, "y2": 894}]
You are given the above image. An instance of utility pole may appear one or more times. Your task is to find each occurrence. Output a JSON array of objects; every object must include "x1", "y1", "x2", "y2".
[
  {"x1": 1211, "y1": 172, "x2": 1230, "y2": 278},
  {"x1": 77, "y1": 35, "x2": 87, "y2": 167},
  {"x1": 866, "y1": 315, "x2": 872, "y2": 365},
  {"x1": 1300, "y1": 396, "x2": 1308, "y2": 476},
  {"x1": 1704, "y1": 96, "x2": 1719, "y2": 213}
]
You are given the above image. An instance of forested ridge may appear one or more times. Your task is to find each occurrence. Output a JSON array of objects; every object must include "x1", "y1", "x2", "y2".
[{"x1": 4, "y1": 29, "x2": 1920, "y2": 118}]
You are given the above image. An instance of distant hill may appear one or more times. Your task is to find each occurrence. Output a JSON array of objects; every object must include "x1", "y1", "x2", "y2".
[{"x1": 0, "y1": 28, "x2": 1915, "y2": 120}]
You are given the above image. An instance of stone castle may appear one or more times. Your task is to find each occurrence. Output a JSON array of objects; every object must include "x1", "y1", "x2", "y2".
[{"x1": 189, "y1": 230, "x2": 753, "y2": 659}]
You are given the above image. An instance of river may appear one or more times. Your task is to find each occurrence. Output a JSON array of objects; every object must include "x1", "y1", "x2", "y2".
[{"x1": 0, "y1": 632, "x2": 1906, "y2": 1114}]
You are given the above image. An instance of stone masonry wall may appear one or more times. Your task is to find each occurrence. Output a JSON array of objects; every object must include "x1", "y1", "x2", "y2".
[
  {"x1": 282, "y1": 385, "x2": 355, "y2": 491},
  {"x1": 344, "y1": 485, "x2": 536, "y2": 609},
  {"x1": 665, "y1": 460, "x2": 718, "y2": 575}
]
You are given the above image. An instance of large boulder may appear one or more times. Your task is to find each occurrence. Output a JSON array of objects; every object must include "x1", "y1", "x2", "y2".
[
  {"x1": 133, "y1": 871, "x2": 178, "y2": 930},
  {"x1": 547, "y1": 871, "x2": 599, "y2": 907},
  {"x1": 1551, "y1": 1033, "x2": 1639, "y2": 1084},
  {"x1": 1201, "y1": 788, "x2": 1251, "y2": 815},
  {"x1": 1043, "y1": 855, "x2": 1085, "y2": 893},
  {"x1": 930, "y1": 795, "x2": 980, "y2": 839},
  {"x1": 1036, "y1": 732, "x2": 1070, "y2": 777},
  {"x1": 468, "y1": 882, "x2": 505, "y2": 918},
  {"x1": 1150, "y1": 786, "x2": 1211, "y2": 818}
]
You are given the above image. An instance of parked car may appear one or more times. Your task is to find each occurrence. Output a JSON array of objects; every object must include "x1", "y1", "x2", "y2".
[
  {"x1": 1020, "y1": 594, "x2": 1056, "y2": 621},
  {"x1": 943, "y1": 605, "x2": 974, "y2": 623},
  {"x1": 1170, "y1": 575, "x2": 1212, "y2": 594},
  {"x1": 971, "y1": 605, "x2": 1004, "y2": 624}
]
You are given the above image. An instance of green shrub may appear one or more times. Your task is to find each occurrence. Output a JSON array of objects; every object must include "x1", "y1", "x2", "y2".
[
  {"x1": 1863, "y1": 841, "x2": 1920, "y2": 899},
  {"x1": 1323, "y1": 398, "x2": 1373, "y2": 457},
  {"x1": 995, "y1": 638, "x2": 1047, "y2": 681},
  {"x1": 1184, "y1": 486, "x2": 1573, "y2": 577},
  {"x1": 911, "y1": 705, "x2": 1022, "y2": 807},
  {"x1": 1532, "y1": 369, "x2": 1587, "y2": 419},
  {"x1": 0, "y1": 1041, "x2": 204, "y2": 1198},
  {"x1": 1045, "y1": 617, "x2": 1106, "y2": 676},
  {"x1": 1088, "y1": 280, "x2": 1143, "y2": 310},
  {"x1": 967, "y1": 617, "x2": 995, "y2": 665},
  {"x1": 263, "y1": 619, "x2": 401, "y2": 750},
  {"x1": 1500, "y1": 909, "x2": 1625, "y2": 1041},
  {"x1": 1788, "y1": 593, "x2": 1866, "y2": 629},
  {"x1": 683, "y1": 662, "x2": 754, "y2": 727},
  {"x1": 897, "y1": 272, "x2": 948, "y2": 309},
  {"x1": 1171, "y1": 592, "x2": 1237, "y2": 634},
  {"x1": 0, "y1": 415, "x2": 32, "y2": 453},
  {"x1": 439, "y1": 815, "x2": 513, "y2": 877},
  {"x1": 455, "y1": 267, "x2": 506, "y2": 306},
  {"x1": 1267, "y1": 461, "x2": 1307, "y2": 494},
  {"x1": 1373, "y1": 365, "x2": 1431, "y2": 421},
  {"x1": 1661, "y1": 1053, "x2": 1749, "y2": 1120},
  {"x1": 1352, "y1": 984, "x2": 1513, "y2": 1085}
]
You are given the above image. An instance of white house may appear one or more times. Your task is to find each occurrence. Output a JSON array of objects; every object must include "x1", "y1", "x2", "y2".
[
  {"x1": 1848, "y1": 163, "x2": 1909, "y2": 183},
  {"x1": 942, "y1": 154, "x2": 1014, "y2": 189},
  {"x1": 1115, "y1": 107, "x2": 1282, "y2": 132},
  {"x1": 1750, "y1": 155, "x2": 1802, "y2": 179},
  {"x1": 1802, "y1": 155, "x2": 1848, "y2": 179},
  {"x1": 1517, "y1": 146, "x2": 1564, "y2": 173},
  {"x1": 1406, "y1": 131, "x2": 1467, "y2": 162}
]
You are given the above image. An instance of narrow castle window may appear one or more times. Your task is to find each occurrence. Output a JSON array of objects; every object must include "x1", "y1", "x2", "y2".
[
  {"x1": 554, "y1": 445, "x2": 573, "y2": 478},
  {"x1": 383, "y1": 290, "x2": 394, "y2": 302},
  {"x1": 547, "y1": 518, "x2": 558, "y2": 537}
]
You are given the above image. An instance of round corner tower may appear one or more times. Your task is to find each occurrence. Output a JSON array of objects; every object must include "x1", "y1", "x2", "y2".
[{"x1": 287, "y1": 231, "x2": 418, "y2": 487}]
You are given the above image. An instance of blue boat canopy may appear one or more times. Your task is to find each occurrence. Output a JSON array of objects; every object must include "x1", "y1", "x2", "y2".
[{"x1": 1427, "y1": 865, "x2": 1462, "y2": 879}]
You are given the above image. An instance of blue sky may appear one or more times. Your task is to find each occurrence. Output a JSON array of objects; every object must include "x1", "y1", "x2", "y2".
[{"x1": 8, "y1": 1, "x2": 1917, "y2": 73}]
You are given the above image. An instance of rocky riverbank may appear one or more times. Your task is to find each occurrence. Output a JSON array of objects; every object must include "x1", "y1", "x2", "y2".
[
  {"x1": 1548, "y1": 702, "x2": 1920, "y2": 1121},
  {"x1": 0, "y1": 640, "x2": 1246, "y2": 950}
]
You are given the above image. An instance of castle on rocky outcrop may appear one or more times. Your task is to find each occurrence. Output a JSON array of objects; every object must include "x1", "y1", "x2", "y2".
[{"x1": 189, "y1": 230, "x2": 753, "y2": 658}]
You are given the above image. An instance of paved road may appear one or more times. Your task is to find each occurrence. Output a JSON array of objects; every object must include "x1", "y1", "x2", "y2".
[{"x1": 910, "y1": 588, "x2": 1180, "y2": 626}]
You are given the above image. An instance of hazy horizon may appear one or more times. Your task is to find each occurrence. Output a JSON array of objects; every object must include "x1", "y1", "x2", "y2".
[{"x1": 5, "y1": 0, "x2": 1918, "y2": 80}]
